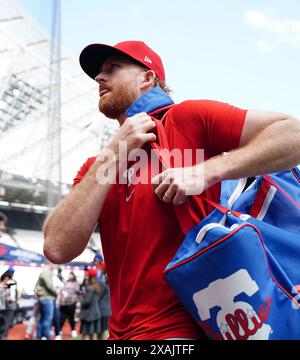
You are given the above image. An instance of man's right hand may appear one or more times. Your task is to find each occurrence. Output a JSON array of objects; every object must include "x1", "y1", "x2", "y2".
[{"x1": 107, "y1": 112, "x2": 157, "y2": 156}]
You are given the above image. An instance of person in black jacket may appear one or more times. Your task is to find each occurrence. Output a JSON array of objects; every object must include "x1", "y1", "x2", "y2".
[
  {"x1": 97, "y1": 267, "x2": 111, "y2": 340},
  {"x1": 79, "y1": 269, "x2": 101, "y2": 340},
  {"x1": 0, "y1": 266, "x2": 18, "y2": 339}
]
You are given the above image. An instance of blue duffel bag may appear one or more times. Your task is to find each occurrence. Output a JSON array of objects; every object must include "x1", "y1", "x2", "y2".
[
  {"x1": 164, "y1": 178, "x2": 300, "y2": 340},
  {"x1": 152, "y1": 116, "x2": 300, "y2": 339}
]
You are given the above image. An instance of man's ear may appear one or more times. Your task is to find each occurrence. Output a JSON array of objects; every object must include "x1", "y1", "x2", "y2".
[{"x1": 141, "y1": 70, "x2": 156, "y2": 89}]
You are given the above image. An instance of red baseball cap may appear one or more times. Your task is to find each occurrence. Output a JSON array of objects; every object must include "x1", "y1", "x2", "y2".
[
  {"x1": 79, "y1": 40, "x2": 165, "y2": 82},
  {"x1": 87, "y1": 267, "x2": 97, "y2": 278}
]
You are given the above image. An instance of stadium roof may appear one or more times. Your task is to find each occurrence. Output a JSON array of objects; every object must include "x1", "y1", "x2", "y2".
[{"x1": 0, "y1": 0, "x2": 119, "y2": 185}]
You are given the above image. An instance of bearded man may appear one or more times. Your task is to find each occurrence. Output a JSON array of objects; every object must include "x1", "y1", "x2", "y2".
[{"x1": 43, "y1": 41, "x2": 300, "y2": 340}]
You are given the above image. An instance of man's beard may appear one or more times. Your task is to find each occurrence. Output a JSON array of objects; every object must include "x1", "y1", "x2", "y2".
[{"x1": 99, "y1": 83, "x2": 138, "y2": 119}]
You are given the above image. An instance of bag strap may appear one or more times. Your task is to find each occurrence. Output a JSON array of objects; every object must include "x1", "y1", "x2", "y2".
[
  {"x1": 149, "y1": 112, "x2": 240, "y2": 234},
  {"x1": 248, "y1": 172, "x2": 300, "y2": 219},
  {"x1": 262, "y1": 174, "x2": 300, "y2": 209}
]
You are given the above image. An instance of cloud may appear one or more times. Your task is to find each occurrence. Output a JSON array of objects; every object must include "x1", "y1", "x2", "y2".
[
  {"x1": 244, "y1": 9, "x2": 300, "y2": 51},
  {"x1": 257, "y1": 39, "x2": 275, "y2": 53}
]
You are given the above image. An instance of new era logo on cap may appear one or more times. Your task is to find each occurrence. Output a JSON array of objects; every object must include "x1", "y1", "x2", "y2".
[{"x1": 144, "y1": 56, "x2": 152, "y2": 64}]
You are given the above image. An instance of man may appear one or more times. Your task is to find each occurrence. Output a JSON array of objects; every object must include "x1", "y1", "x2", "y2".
[
  {"x1": 34, "y1": 262, "x2": 57, "y2": 340},
  {"x1": 52, "y1": 267, "x2": 64, "y2": 340},
  {"x1": 0, "y1": 271, "x2": 14, "y2": 340},
  {"x1": 92, "y1": 253, "x2": 106, "y2": 282},
  {"x1": 97, "y1": 263, "x2": 111, "y2": 340},
  {"x1": 43, "y1": 41, "x2": 300, "y2": 340},
  {"x1": 0, "y1": 266, "x2": 18, "y2": 334},
  {"x1": 0, "y1": 213, "x2": 17, "y2": 340},
  {"x1": 0, "y1": 272, "x2": 10, "y2": 340},
  {"x1": 88, "y1": 253, "x2": 110, "y2": 339}
]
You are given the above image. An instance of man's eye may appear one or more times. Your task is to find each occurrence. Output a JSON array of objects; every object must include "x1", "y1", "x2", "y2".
[{"x1": 110, "y1": 64, "x2": 119, "y2": 70}]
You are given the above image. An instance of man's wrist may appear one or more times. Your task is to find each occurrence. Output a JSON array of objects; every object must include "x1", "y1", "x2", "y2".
[
  {"x1": 203, "y1": 155, "x2": 225, "y2": 188},
  {"x1": 105, "y1": 139, "x2": 128, "y2": 167}
]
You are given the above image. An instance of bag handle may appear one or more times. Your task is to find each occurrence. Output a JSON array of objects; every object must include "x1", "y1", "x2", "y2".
[{"x1": 148, "y1": 112, "x2": 240, "y2": 234}]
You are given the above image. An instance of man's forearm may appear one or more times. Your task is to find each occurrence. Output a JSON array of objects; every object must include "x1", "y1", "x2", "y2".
[
  {"x1": 44, "y1": 113, "x2": 157, "y2": 263},
  {"x1": 205, "y1": 117, "x2": 300, "y2": 187},
  {"x1": 43, "y1": 153, "x2": 120, "y2": 264}
]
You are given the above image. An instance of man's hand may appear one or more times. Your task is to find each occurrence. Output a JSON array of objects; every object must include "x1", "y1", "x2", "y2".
[
  {"x1": 107, "y1": 112, "x2": 156, "y2": 156},
  {"x1": 151, "y1": 163, "x2": 207, "y2": 205}
]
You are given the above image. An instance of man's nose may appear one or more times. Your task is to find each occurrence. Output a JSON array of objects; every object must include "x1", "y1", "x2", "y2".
[{"x1": 95, "y1": 71, "x2": 107, "y2": 83}]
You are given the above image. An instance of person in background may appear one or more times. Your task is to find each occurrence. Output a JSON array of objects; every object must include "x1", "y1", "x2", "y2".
[
  {"x1": 24, "y1": 299, "x2": 40, "y2": 340},
  {"x1": 0, "y1": 274, "x2": 8, "y2": 310},
  {"x1": 91, "y1": 253, "x2": 111, "y2": 339},
  {"x1": 52, "y1": 267, "x2": 64, "y2": 340},
  {"x1": 79, "y1": 268, "x2": 101, "y2": 340},
  {"x1": 92, "y1": 253, "x2": 106, "y2": 284},
  {"x1": 0, "y1": 266, "x2": 18, "y2": 339},
  {"x1": 0, "y1": 215, "x2": 19, "y2": 338},
  {"x1": 0, "y1": 213, "x2": 9, "y2": 339},
  {"x1": 34, "y1": 262, "x2": 57, "y2": 340},
  {"x1": 57, "y1": 268, "x2": 64, "y2": 282},
  {"x1": 97, "y1": 266, "x2": 111, "y2": 340},
  {"x1": 5, "y1": 267, "x2": 18, "y2": 300},
  {"x1": 78, "y1": 266, "x2": 90, "y2": 301},
  {"x1": 59, "y1": 271, "x2": 80, "y2": 338},
  {"x1": 0, "y1": 272, "x2": 11, "y2": 340}
]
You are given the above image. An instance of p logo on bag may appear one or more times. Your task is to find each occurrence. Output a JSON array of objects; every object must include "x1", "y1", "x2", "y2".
[{"x1": 193, "y1": 269, "x2": 272, "y2": 340}]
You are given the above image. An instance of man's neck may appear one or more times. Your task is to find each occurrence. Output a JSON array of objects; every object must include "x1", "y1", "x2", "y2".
[
  {"x1": 115, "y1": 87, "x2": 174, "y2": 125},
  {"x1": 117, "y1": 113, "x2": 128, "y2": 125}
]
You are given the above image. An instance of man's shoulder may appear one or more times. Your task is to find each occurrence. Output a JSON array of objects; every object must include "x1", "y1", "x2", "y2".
[
  {"x1": 165, "y1": 99, "x2": 211, "y2": 130},
  {"x1": 82, "y1": 156, "x2": 97, "y2": 174},
  {"x1": 84, "y1": 156, "x2": 97, "y2": 167},
  {"x1": 78, "y1": 156, "x2": 97, "y2": 169},
  {"x1": 167, "y1": 99, "x2": 210, "y2": 121},
  {"x1": 166, "y1": 99, "x2": 235, "y2": 128},
  {"x1": 73, "y1": 156, "x2": 97, "y2": 186},
  {"x1": 171, "y1": 99, "x2": 225, "y2": 114}
]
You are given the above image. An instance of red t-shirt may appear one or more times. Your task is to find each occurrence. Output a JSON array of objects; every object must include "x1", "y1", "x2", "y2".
[{"x1": 73, "y1": 100, "x2": 247, "y2": 340}]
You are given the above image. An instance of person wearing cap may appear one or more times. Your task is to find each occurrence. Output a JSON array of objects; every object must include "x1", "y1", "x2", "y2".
[
  {"x1": 79, "y1": 270, "x2": 101, "y2": 340},
  {"x1": 0, "y1": 266, "x2": 18, "y2": 338},
  {"x1": 92, "y1": 253, "x2": 106, "y2": 282},
  {"x1": 0, "y1": 270, "x2": 17, "y2": 340},
  {"x1": 96, "y1": 262, "x2": 111, "y2": 340},
  {"x1": 44, "y1": 40, "x2": 300, "y2": 340}
]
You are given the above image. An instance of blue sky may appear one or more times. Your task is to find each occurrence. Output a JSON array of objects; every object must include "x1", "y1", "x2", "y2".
[{"x1": 18, "y1": 0, "x2": 300, "y2": 118}]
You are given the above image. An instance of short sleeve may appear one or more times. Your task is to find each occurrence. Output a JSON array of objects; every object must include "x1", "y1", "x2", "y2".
[
  {"x1": 73, "y1": 156, "x2": 97, "y2": 188},
  {"x1": 168, "y1": 100, "x2": 247, "y2": 157},
  {"x1": 203, "y1": 100, "x2": 247, "y2": 155}
]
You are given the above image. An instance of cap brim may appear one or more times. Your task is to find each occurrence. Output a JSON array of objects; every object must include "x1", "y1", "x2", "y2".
[{"x1": 79, "y1": 43, "x2": 128, "y2": 80}]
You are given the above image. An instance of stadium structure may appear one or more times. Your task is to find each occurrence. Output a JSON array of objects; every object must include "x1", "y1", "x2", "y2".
[{"x1": 0, "y1": 0, "x2": 119, "y2": 283}]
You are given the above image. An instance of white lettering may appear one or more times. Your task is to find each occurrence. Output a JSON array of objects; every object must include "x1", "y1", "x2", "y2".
[
  {"x1": 106, "y1": 345, "x2": 141, "y2": 357},
  {"x1": 193, "y1": 269, "x2": 272, "y2": 340}
]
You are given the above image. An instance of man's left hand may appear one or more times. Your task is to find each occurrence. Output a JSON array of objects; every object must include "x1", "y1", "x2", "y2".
[{"x1": 151, "y1": 164, "x2": 206, "y2": 205}]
